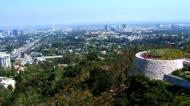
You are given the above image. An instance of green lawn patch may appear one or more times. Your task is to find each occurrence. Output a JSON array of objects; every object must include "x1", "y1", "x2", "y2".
[{"x1": 143, "y1": 49, "x2": 189, "y2": 60}]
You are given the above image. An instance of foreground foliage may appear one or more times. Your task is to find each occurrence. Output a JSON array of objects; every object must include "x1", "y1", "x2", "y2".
[
  {"x1": 0, "y1": 47, "x2": 190, "y2": 105},
  {"x1": 172, "y1": 68, "x2": 190, "y2": 81},
  {"x1": 114, "y1": 76, "x2": 190, "y2": 106}
]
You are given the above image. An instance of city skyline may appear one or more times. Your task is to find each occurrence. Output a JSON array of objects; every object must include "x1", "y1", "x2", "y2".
[{"x1": 1, "y1": 0, "x2": 190, "y2": 27}]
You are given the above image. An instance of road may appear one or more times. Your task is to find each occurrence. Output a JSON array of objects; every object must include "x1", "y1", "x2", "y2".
[{"x1": 10, "y1": 40, "x2": 40, "y2": 60}]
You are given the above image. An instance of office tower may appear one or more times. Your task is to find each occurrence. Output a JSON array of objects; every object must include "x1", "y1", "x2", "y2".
[
  {"x1": 123, "y1": 24, "x2": 127, "y2": 29},
  {"x1": 117, "y1": 25, "x2": 121, "y2": 31},
  {"x1": 12, "y1": 30, "x2": 18, "y2": 36},
  {"x1": 105, "y1": 25, "x2": 109, "y2": 31}
]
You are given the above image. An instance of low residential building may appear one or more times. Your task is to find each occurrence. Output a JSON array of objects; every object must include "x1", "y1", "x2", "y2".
[
  {"x1": 15, "y1": 54, "x2": 33, "y2": 66},
  {"x1": 14, "y1": 65, "x2": 25, "y2": 73},
  {"x1": 35, "y1": 57, "x2": 46, "y2": 63},
  {"x1": 0, "y1": 77, "x2": 16, "y2": 89},
  {"x1": 31, "y1": 52, "x2": 43, "y2": 58}
]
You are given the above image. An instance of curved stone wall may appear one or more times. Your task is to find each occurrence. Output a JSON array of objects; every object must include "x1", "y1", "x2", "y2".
[{"x1": 134, "y1": 51, "x2": 184, "y2": 80}]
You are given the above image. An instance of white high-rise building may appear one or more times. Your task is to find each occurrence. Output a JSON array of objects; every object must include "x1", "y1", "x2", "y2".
[
  {"x1": 0, "y1": 52, "x2": 11, "y2": 68},
  {"x1": 0, "y1": 32, "x2": 3, "y2": 38}
]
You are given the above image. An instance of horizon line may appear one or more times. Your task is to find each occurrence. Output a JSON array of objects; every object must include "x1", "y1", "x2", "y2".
[{"x1": 1, "y1": 21, "x2": 190, "y2": 30}]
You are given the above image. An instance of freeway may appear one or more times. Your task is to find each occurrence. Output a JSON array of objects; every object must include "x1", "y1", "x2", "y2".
[{"x1": 10, "y1": 40, "x2": 40, "y2": 60}]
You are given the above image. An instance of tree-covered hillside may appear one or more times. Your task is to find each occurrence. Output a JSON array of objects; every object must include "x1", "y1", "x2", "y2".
[{"x1": 0, "y1": 47, "x2": 190, "y2": 106}]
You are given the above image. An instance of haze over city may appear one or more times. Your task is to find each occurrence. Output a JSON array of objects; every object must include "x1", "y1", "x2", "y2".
[
  {"x1": 1, "y1": 0, "x2": 190, "y2": 27},
  {"x1": 1, "y1": 0, "x2": 190, "y2": 105}
]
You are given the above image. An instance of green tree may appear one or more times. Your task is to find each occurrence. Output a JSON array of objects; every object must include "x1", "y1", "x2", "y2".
[{"x1": 88, "y1": 67, "x2": 112, "y2": 95}]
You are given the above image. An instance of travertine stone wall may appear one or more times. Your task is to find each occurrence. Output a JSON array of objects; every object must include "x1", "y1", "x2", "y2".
[{"x1": 134, "y1": 51, "x2": 184, "y2": 80}]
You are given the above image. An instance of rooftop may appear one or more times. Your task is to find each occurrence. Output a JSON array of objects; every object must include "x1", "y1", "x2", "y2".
[{"x1": 0, "y1": 52, "x2": 10, "y2": 58}]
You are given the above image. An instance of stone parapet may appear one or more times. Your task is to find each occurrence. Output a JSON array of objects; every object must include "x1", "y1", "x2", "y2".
[{"x1": 134, "y1": 51, "x2": 184, "y2": 80}]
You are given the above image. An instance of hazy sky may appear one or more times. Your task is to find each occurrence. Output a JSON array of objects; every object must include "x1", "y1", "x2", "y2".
[{"x1": 1, "y1": 0, "x2": 190, "y2": 27}]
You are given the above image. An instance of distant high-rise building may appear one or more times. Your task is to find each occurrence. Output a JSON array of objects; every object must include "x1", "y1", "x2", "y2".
[
  {"x1": 7, "y1": 31, "x2": 11, "y2": 36},
  {"x1": 0, "y1": 32, "x2": 3, "y2": 38},
  {"x1": 12, "y1": 30, "x2": 18, "y2": 36},
  {"x1": 110, "y1": 26, "x2": 116, "y2": 31},
  {"x1": 20, "y1": 30, "x2": 24, "y2": 35},
  {"x1": 0, "y1": 52, "x2": 11, "y2": 68},
  {"x1": 123, "y1": 24, "x2": 127, "y2": 29},
  {"x1": 105, "y1": 25, "x2": 109, "y2": 31},
  {"x1": 117, "y1": 25, "x2": 122, "y2": 31}
]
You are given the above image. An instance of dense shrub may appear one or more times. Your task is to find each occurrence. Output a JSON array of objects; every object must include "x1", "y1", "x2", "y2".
[
  {"x1": 114, "y1": 76, "x2": 190, "y2": 106},
  {"x1": 88, "y1": 68, "x2": 112, "y2": 95}
]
